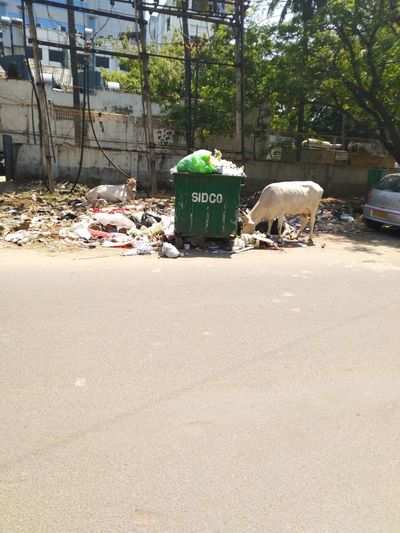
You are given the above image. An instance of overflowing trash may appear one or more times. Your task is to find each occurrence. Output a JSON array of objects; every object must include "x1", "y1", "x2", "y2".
[{"x1": 172, "y1": 149, "x2": 245, "y2": 177}]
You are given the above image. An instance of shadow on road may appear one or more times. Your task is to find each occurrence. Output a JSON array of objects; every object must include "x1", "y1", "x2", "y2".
[{"x1": 320, "y1": 225, "x2": 400, "y2": 255}]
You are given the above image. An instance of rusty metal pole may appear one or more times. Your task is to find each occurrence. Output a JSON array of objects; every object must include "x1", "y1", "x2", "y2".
[
  {"x1": 136, "y1": 0, "x2": 157, "y2": 194},
  {"x1": 67, "y1": 0, "x2": 81, "y2": 145},
  {"x1": 25, "y1": 0, "x2": 55, "y2": 191}
]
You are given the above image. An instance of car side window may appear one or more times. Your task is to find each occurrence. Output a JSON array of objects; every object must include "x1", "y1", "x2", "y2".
[{"x1": 376, "y1": 175, "x2": 400, "y2": 192}]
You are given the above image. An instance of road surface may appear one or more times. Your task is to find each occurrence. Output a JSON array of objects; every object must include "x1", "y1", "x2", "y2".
[{"x1": 1, "y1": 233, "x2": 400, "y2": 533}]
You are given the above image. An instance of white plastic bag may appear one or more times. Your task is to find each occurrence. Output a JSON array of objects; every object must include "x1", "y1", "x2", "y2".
[
  {"x1": 93, "y1": 212, "x2": 134, "y2": 230},
  {"x1": 161, "y1": 242, "x2": 180, "y2": 258},
  {"x1": 136, "y1": 239, "x2": 153, "y2": 255}
]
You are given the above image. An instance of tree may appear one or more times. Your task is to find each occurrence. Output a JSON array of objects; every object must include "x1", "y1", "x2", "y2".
[
  {"x1": 306, "y1": 0, "x2": 400, "y2": 161},
  {"x1": 253, "y1": 0, "x2": 327, "y2": 158},
  {"x1": 265, "y1": 0, "x2": 327, "y2": 23},
  {"x1": 103, "y1": 26, "x2": 276, "y2": 141},
  {"x1": 102, "y1": 36, "x2": 184, "y2": 104}
]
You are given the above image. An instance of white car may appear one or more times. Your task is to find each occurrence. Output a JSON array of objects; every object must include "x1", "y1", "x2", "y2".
[{"x1": 364, "y1": 173, "x2": 400, "y2": 229}]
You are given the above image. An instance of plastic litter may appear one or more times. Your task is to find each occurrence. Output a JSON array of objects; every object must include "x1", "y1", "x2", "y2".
[
  {"x1": 92, "y1": 212, "x2": 135, "y2": 230},
  {"x1": 4, "y1": 229, "x2": 33, "y2": 245},
  {"x1": 160, "y1": 242, "x2": 180, "y2": 258},
  {"x1": 172, "y1": 149, "x2": 245, "y2": 177},
  {"x1": 161, "y1": 216, "x2": 175, "y2": 239},
  {"x1": 213, "y1": 158, "x2": 245, "y2": 177},
  {"x1": 141, "y1": 212, "x2": 162, "y2": 227},
  {"x1": 340, "y1": 214, "x2": 355, "y2": 223},
  {"x1": 71, "y1": 222, "x2": 91, "y2": 241},
  {"x1": 101, "y1": 234, "x2": 133, "y2": 248},
  {"x1": 136, "y1": 239, "x2": 153, "y2": 255},
  {"x1": 176, "y1": 150, "x2": 217, "y2": 174}
]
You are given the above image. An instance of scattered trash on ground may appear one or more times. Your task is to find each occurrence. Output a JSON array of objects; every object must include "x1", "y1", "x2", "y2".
[
  {"x1": 0, "y1": 181, "x2": 370, "y2": 255},
  {"x1": 314, "y1": 198, "x2": 365, "y2": 235},
  {"x1": 242, "y1": 195, "x2": 366, "y2": 237},
  {"x1": 0, "y1": 183, "x2": 174, "y2": 252}
]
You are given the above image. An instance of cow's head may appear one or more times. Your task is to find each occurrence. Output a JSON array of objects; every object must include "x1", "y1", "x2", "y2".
[
  {"x1": 127, "y1": 177, "x2": 137, "y2": 190},
  {"x1": 241, "y1": 210, "x2": 256, "y2": 234}
]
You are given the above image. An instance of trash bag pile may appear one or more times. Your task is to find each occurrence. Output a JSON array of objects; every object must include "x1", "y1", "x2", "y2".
[
  {"x1": 0, "y1": 183, "x2": 177, "y2": 255},
  {"x1": 172, "y1": 149, "x2": 245, "y2": 177},
  {"x1": 314, "y1": 198, "x2": 365, "y2": 235}
]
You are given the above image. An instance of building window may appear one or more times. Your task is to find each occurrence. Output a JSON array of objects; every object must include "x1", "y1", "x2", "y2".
[
  {"x1": 192, "y1": 0, "x2": 208, "y2": 12},
  {"x1": 166, "y1": 16, "x2": 170, "y2": 31},
  {"x1": 49, "y1": 49, "x2": 65, "y2": 65},
  {"x1": 0, "y1": 3, "x2": 6, "y2": 16},
  {"x1": 95, "y1": 55, "x2": 109, "y2": 68},
  {"x1": 87, "y1": 16, "x2": 96, "y2": 30}
]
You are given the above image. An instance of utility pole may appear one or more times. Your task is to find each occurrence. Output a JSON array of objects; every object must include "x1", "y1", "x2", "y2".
[
  {"x1": 235, "y1": 0, "x2": 245, "y2": 163},
  {"x1": 136, "y1": 0, "x2": 157, "y2": 194},
  {"x1": 67, "y1": 0, "x2": 81, "y2": 144},
  {"x1": 182, "y1": 0, "x2": 193, "y2": 153},
  {"x1": 25, "y1": 0, "x2": 55, "y2": 191}
]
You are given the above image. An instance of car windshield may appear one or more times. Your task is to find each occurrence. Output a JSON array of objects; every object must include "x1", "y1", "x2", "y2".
[{"x1": 375, "y1": 174, "x2": 400, "y2": 192}]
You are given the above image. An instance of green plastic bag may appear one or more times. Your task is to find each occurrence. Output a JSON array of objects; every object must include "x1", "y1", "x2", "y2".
[{"x1": 176, "y1": 150, "x2": 217, "y2": 174}]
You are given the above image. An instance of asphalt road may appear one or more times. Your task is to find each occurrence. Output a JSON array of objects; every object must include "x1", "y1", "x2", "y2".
[{"x1": 1, "y1": 234, "x2": 400, "y2": 533}]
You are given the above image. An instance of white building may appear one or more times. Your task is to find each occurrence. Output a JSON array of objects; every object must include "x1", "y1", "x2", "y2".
[
  {"x1": 148, "y1": 0, "x2": 226, "y2": 45},
  {"x1": 0, "y1": 0, "x2": 135, "y2": 38},
  {"x1": 0, "y1": 0, "x2": 227, "y2": 78},
  {"x1": 0, "y1": 0, "x2": 141, "y2": 75}
]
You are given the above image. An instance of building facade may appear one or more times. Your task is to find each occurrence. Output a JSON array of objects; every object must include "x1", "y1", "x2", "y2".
[
  {"x1": 0, "y1": 0, "x2": 135, "y2": 37},
  {"x1": 148, "y1": 0, "x2": 226, "y2": 45}
]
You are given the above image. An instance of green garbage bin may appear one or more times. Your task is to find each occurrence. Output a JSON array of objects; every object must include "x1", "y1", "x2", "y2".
[
  {"x1": 368, "y1": 168, "x2": 385, "y2": 189},
  {"x1": 174, "y1": 172, "x2": 243, "y2": 243}
]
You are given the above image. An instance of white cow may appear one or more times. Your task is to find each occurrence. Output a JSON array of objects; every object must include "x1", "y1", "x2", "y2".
[
  {"x1": 242, "y1": 181, "x2": 324, "y2": 243},
  {"x1": 86, "y1": 178, "x2": 137, "y2": 207}
]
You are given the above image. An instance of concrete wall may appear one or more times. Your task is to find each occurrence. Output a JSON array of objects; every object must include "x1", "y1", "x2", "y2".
[
  {"x1": 0, "y1": 79, "x2": 160, "y2": 118},
  {"x1": 244, "y1": 161, "x2": 377, "y2": 197},
  {"x1": 13, "y1": 142, "x2": 388, "y2": 197},
  {"x1": 14, "y1": 143, "x2": 180, "y2": 187}
]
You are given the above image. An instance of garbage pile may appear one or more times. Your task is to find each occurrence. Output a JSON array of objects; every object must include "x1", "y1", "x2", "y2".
[
  {"x1": 315, "y1": 198, "x2": 365, "y2": 235},
  {"x1": 0, "y1": 180, "x2": 369, "y2": 256},
  {"x1": 243, "y1": 193, "x2": 366, "y2": 238},
  {"x1": 172, "y1": 149, "x2": 245, "y2": 177},
  {"x1": 0, "y1": 183, "x2": 176, "y2": 254}
]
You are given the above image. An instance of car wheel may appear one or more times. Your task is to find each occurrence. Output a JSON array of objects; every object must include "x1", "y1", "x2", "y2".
[{"x1": 364, "y1": 218, "x2": 382, "y2": 230}]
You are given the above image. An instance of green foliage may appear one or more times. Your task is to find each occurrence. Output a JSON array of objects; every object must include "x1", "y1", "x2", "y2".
[
  {"x1": 103, "y1": 1, "x2": 400, "y2": 160},
  {"x1": 306, "y1": 0, "x2": 400, "y2": 157}
]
